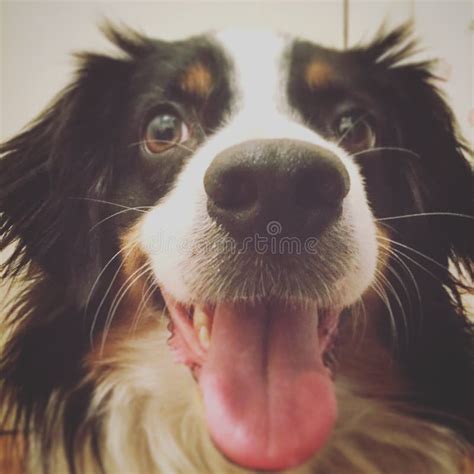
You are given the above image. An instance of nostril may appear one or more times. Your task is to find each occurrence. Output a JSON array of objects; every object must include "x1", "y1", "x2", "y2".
[{"x1": 204, "y1": 166, "x2": 258, "y2": 210}]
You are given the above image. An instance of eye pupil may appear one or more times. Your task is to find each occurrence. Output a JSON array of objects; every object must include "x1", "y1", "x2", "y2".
[
  {"x1": 144, "y1": 110, "x2": 189, "y2": 155},
  {"x1": 150, "y1": 115, "x2": 179, "y2": 142}
]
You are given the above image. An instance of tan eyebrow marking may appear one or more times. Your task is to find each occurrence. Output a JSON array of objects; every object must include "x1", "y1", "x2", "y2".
[
  {"x1": 304, "y1": 61, "x2": 334, "y2": 90},
  {"x1": 180, "y1": 62, "x2": 213, "y2": 98}
]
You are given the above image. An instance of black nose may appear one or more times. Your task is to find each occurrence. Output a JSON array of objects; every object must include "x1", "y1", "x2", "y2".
[{"x1": 204, "y1": 139, "x2": 350, "y2": 239}]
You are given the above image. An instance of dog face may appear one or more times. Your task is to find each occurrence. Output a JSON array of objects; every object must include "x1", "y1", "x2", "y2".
[
  {"x1": 1, "y1": 25, "x2": 472, "y2": 473},
  {"x1": 134, "y1": 30, "x2": 379, "y2": 469}
]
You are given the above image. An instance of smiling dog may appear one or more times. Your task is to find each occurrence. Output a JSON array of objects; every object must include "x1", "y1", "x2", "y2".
[{"x1": 0, "y1": 24, "x2": 473, "y2": 473}]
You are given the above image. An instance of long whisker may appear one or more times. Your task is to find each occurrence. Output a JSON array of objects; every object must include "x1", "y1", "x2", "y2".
[
  {"x1": 89, "y1": 244, "x2": 138, "y2": 346},
  {"x1": 376, "y1": 220, "x2": 400, "y2": 236},
  {"x1": 378, "y1": 250, "x2": 413, "y2": 311},
  {"x1": 100, "y1": 263, "x2": 151, "y2": 354},
  {"x1": 85, "y1": 241, "x2": 135, "y2": 327},
  {"x1": 378, "y1": 235, "x2": 452, "y2": 275},
  {"x1": 370, "y1": 275, "x2": 399, "y2": 345},
  {"x1": 388, "y1": 245, "x2": 444, "y2": 286},
  {"x1": 351, "y1": 147, "x2": 421, "y2": 160},
  {"x1": 381, "y1": 246, "x2": 427, "y2": 338},
  {"x1": 105, "y1": 263, "x2": 149, "y2": 329},
  {"x1": 375, "y1": 266, "x2": 408, "y2": 342},
  {"x1": 378, "y1": 243, "x2": 423, "y2": 327},
  {"x1": 70, "y1": 197, "x2": 149, "y2": 212},
  {"x1": 131, "y1": 276, "x2": 158, "y2": 333},
  {"x1": 350, "y1": 297, "x2": 368, "y2": 351},
  {"x1": 377, "y1": 212, "x2": 474, "y2": 222},
  {"x1": 89, "y1": 207, "x2": 150, "y2": 233},
  {"x1": 379, "y1": 242, "x2": 422, "y2": 299},
  {"x1": 129, "y1": 139, "x2": 197, "y2": 154}
]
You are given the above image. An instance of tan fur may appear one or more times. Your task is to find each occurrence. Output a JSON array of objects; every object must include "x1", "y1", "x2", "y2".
[
  {"x1": 180, "y1": 63, "x2": 213, "y2": 98},
  {"x1": 462, "y1": 455, "x2": 474, "y2": 474},
  {"x1": 304, "y1": 62, "x2": 334, "y2": 90},
  {"x1": 0, "y1": 435, "x2": 23, "y2": 474}
]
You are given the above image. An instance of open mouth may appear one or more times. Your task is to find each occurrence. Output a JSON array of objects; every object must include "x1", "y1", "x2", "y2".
[{"x1": 162, "y1": 290, "x2": 340, "y2": 471}]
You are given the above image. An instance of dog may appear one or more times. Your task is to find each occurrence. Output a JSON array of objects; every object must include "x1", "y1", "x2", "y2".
[{"x1": 0, "y1": 23, "x2": 473, "y2": 473}]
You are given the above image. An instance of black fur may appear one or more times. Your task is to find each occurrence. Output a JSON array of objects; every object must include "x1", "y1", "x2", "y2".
[{"x1": 0, "y1": 24, "x2": 473, "y2": 473}]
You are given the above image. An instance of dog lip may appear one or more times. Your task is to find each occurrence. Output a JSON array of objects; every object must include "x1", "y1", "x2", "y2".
[
  {"x1": 162, "y1": 292, "x2": 209, "y2": 371},
  {"x1": 162, "y1": 289, "x2": 341, "y2": 375}
]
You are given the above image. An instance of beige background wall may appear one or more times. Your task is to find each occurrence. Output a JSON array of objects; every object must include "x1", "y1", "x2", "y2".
[{"x1": 1, "y1": 1, "x2": 473, "y2": 143}]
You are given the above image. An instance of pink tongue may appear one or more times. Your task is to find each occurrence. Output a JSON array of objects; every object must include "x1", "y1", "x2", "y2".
[{"x1": 199, "y1": 301, "x2": 337, "y2": 471}]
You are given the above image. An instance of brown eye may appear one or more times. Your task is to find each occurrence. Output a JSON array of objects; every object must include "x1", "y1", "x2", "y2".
[
  {"x1": 144, "y1": 112, "x2": 189, "y2": 154},
  {"x1": 335, "y1": 112, "x2": 376, "y2": 153}
]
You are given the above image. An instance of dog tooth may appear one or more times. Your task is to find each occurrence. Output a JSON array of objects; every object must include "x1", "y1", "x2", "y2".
[
  {"x1": 199, "y1": 326, "x2": 210, "y2": 349},
  {"x1": 194, "y1": 307, "x2": 209, "y2": 330}
]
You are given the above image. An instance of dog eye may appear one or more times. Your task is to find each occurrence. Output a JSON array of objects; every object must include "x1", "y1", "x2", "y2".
[
  {"x1": 334, "y1": 112, "x2": 376, "y2": 153},
  {"x1": 144, "y1": 112, "x2": 189, "y2": 154}
]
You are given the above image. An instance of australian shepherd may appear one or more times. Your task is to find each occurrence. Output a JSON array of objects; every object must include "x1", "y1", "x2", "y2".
[{"x1": 0, "y1": 24, "x2": 473, "y2": 473}]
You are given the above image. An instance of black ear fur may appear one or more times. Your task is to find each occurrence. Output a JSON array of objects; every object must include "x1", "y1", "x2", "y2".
[
  {"x1": 0, "y1": 40, "x2": 136, "y2": 305},
  {"x1": 359, "y1": 25, "x2": 474, "y2": 439},
  {"x1": 396, "y1": 68, "x2": 473, "y2": 277},
  {"x1": 363, "y1": 25, "x2": 473, "y2": 280},
  {"x1": 0, "y1": 29, "x2": 145, "y2": 473}
]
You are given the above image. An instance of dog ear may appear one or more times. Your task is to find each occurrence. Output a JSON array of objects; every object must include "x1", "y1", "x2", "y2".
[
  {"x1": 0, "y1": 29, "x2": 145, "y2": 304},
  {"x1": 363, "y1": 25, "x2": 473, "y2": 279}
]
